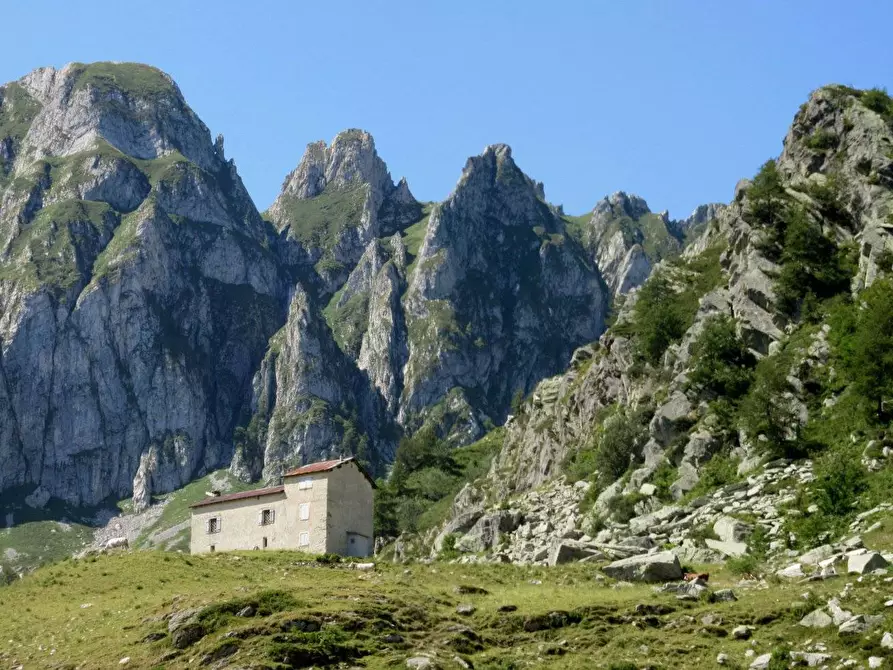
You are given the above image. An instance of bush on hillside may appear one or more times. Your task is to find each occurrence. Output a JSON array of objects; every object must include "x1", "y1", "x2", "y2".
[
  {"x1": 688, "y1": 316, "x2": 756, "y2": 399},
  {"x1": 630, "y1": 274, "x2": 687, "y2": 365},
  {"x1": 839, "y1": 279, "x2": 893, "y2": 421},
  {"x1": 775, "y1": 205, "x2": 850, "y2": 317},
  {"x1": 747, "y1": 160, "x2": 787, "y2": 232},
  {"x1": 373, "y1": 427, "x2": 503, "y2": 537},
  {"x1": 861, "y1": 87, "x2": 893, "y2": 118}
]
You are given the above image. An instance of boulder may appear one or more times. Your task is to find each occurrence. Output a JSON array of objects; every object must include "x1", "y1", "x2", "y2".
[
  {"x1": 776, "y1": 563, "x2": 805, "y2": 578},
  {"x1": 547, "y1": 540, "x2": 605, "y2": 566},
  {"x1": 669, "y1": 462, "x2": 700, "y2": 500},
  {"x1": 168, "y1": 608, "x2": 206, "y2": 649},
  {"x1": 649, "y1": 392, "x2": 692, "y2": 446},
  {"x1": 789, "y1": 652, "x2": 832, "y2": 667},
  {"x1": 705, "y1": 539, "x2": 748, "y2": 558},
  {"x1": 456, "y1": 510, "x2": 523, "y2": 553},
  {"x1": 749, "y1": 653, "x2": 771, "y2": 669},
  {"x1": 713, "y1": 516, "x2": 752, "y2": 543},
  {"x1": 602, "y1": 551, "x2": 683, "y2": 583},
  {"x1": 847, "y1": 551, "x2": 889, "y2": 574},
  {"x1": 732, "y1": 625, "x2": 751, "y2": 640},
  {"x1": 799, "y1": 544, "x2": 834, "y2": 565},
  {"x1": 798, "y1": 609, "x2": 832, "y2": 628}
]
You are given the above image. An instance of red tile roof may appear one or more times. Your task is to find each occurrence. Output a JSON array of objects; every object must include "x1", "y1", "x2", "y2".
[
  {"x1": 284, "y1": 458, "x2": 352, "y2": 477},
  {"x1": 189, "y1": 485, "x2": 285, "y2": 509},
  {"x1": 284, "y1": 457, "x2": 376, "y2": 488}
]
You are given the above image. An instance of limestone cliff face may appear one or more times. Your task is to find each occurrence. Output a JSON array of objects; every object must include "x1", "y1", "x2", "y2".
[
  {"x1": 398, "y1": 145, "x2": 608, "y2": 437},
  {"x1": 230, "y1": 287, "x2": 395, "y2": 483},
  {"x1": 0, "y1": 63, "x2": 283, "y2": 509}
]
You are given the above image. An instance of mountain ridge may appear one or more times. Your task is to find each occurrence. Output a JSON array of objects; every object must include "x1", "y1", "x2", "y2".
[{"x1": 0, "y1": 61, "x2": 681, "y2": 541}]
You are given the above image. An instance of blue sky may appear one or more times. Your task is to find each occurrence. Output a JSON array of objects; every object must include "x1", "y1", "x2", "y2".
[{"x1": 2, "y1": 1, "x2": 892, "y2": 218}]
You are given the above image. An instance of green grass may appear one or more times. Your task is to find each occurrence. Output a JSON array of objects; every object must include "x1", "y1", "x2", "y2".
[
  {"x1": 402, "y1": 202, "x2": 435, "y2": 277},
  {"x1": 3, "y1": 549, "x2": 893, "y2": 669},
  {"x1": 273, "y1": 185, "x2": 367, "y2": 255},
  {"x1": 70, "y1": 62, "x2": 176, "y2": 99},
  {"x1": 0, "y1": 82, "x2": 41, "y2": 186},
  {"x1": 0, "y1": 199, "x2": 116, "y2": 295},
  {"x1": 0, "y1": 521, "x2": 94, "y2": 572}
]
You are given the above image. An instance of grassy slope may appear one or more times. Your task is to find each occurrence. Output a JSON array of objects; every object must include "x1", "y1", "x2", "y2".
[{"x1": 2, "y1": 550, "x2": 893, "y2": 669}]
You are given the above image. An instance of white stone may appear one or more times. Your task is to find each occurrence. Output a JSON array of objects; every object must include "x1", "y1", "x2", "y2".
[{"x1": 848, "y1": 551, "x2": 889, "y2": 574}]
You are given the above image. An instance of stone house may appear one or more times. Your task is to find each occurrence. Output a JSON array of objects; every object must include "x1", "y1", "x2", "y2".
[{"x1": 189, "y1": 457, "x2": 375, "y2": 556}]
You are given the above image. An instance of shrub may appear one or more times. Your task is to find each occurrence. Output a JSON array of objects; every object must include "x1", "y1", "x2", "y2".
[
  {"x1": 565, "y1": 405, "x2": 649, "y2": 485},
  {"x1": 439, "y1": 534, "x2": 460, "y2": 561},
  {"x1": 594, "y1": 408, "x2": 650, "y2": 484},
  {"x1": 747, "y1": 160, "x2": 786, "y2": 230},
  {"x1": 607, "y1": 493, "x2": 646, "y2": 523},
  {"x1": 738, "y1": 351, "x2": 804, "y2": 458},
  {"x1": 839, "y1": 279, "x2": 893, "y2": 421},
  {"x1": 861, "y1": 87, "x2": 893, "y2": 118},
  {"x1": 726, "y1": 553, "x2": 762, "y2": 576},
  {"x1": 688, "y1": 316, "x2": 756, "y2": 399},
  {"x1": 774, "y1": 205, "x2": 850, "y2": 316},
  {"x1": 685, "y1": 453, "x2": 739, "y2": 499},
  {"x1": 631, "y1": 274, "x2": 687, "y2": 365},
  {"x1": 812, "y1": 446, "x2": 867, "y2": 517},
  {"x1": 806, "y1": 129, "x2": 837, "y2": 151}
]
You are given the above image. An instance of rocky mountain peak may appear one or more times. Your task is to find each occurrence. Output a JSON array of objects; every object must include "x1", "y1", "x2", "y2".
[
  {"x1": 14, "y1": 62, "x2": 220, "y2": 174},
  {"x1": 273, "y1": 128, "x2": 393, "y2": 202},
  {"x1": 591, "y1": 191, "x2": 652, "y2": 229}
]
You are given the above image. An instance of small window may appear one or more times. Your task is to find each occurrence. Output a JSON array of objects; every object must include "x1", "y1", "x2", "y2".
[
  {"x1": 299, "y1": 532, "x2": 309, "y2": 547},
  {"x1": 262, "y1": 537, "x2": 268, "y2": 549},
  {"x1": 299, "y1": 503, "x2": 310, "y2": 520},
  {"x1": 298, "y1": 477, "x2": 313, "y2": 490},
  {"x1": 207, "y1": 517, "x2": 220, "y2": 534},
  {"x1": 210, "y1": 545, "x2": 215, "y2": 552},
  {"x1": 260, "y1": 509, "x2": 275, "y2": 526}
]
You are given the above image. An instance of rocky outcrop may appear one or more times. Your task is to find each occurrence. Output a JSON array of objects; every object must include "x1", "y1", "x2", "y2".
[
  {"x1": 569, "y1": 192, "x2": 692, "y2": 297},
  {"x1": 268, "y1": 129, "x2": 421, "y2": 296}
]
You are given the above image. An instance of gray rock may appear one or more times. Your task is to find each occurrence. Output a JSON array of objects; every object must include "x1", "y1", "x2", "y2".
[
  {"x1": 602, "y1": 551, "x2": 683, "y2": 583},
  {"x1": 847, "y1": 551, "x2": 889, "y2": 574},
  {"x1": 732, "y1": 625, "x2": 751, "y2": 640},
  {"x1": 649, "y1": 392, "x2": 693, "y2": 446},
  {"x1": 798, "y1": 609, "x2": 833, "y2": 628},
  {"x1": 749, "y1": 653, "x2": 771, "y2": 669},
  {"x1": 547, "y1": 540, "x2": 605, "y2": 566},
  {"x1": 789, "y1": 652, "x2": 832, "y2": 667},
  {"x1": 705, "y1": 539, "x2": 749, "y2": 558},
  {"x1": 713, "y1": 516, "x2": 753, "y2": 543},
  {"x1": 456, "y1": 604, "x2": 475, "y2": 616}
]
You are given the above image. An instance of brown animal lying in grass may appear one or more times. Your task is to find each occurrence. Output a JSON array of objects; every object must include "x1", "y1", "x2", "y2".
[{"x1": 683, "y1": 572, "x2": 709, "y2": 582}]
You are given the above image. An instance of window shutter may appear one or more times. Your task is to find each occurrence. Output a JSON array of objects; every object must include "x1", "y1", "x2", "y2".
[
  {"x1": 217, "y1": 516, "x2": 222, "y2": 532},
  {"x1": 257, "y1": 510, "x2": 263, "y2": 526},
  {"x1": 271, "y1": 509, "x2": 276, "y2": 523},
  {"x1": 206, "y1": 518, "x2": 212, "y2": 534}
]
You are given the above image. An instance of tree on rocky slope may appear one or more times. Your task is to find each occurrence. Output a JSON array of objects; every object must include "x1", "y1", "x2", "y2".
[{"x1": 842, "y1": 279, "x2": 893, "y2": 421}]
